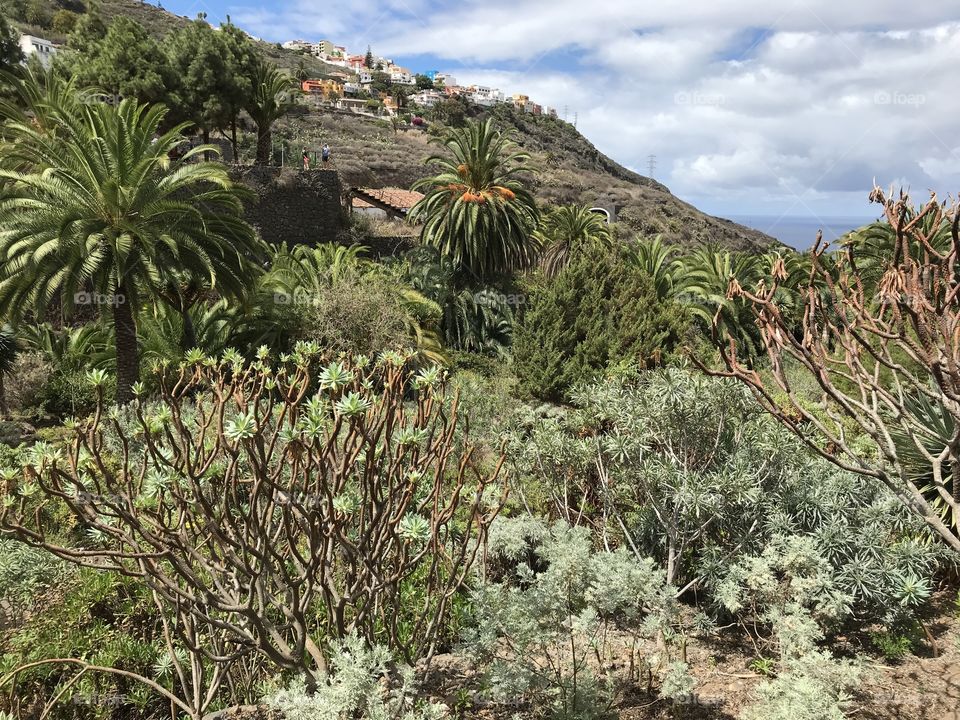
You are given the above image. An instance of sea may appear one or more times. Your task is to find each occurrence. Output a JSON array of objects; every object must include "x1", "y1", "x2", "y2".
[{"x1": 727, "y1": 215, "x2": 879, "y2": 251}]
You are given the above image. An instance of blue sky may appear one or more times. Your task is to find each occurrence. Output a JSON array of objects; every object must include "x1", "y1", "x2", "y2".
[{"x1": 157, "y1": 0, "x2": 960, "y2": 223}]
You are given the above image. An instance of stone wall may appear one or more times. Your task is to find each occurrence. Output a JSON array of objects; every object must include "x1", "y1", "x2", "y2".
[{"x1": 231, "y1": 166, "x2": 345, "y2": 247}]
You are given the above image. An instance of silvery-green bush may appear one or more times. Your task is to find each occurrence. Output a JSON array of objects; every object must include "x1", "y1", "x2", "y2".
[
  {"x1": 0, "y1": 537, "x2": 68, "y2": 602},
  {"x1": 463, "y1": 518, "x2": 690, "y2": 719},
  {"x1": 265, "y1": 634, "x2": 447, "y2": 720},
  {"x1": 740, "y1": 608, "x2": 862, "y2": 720}
]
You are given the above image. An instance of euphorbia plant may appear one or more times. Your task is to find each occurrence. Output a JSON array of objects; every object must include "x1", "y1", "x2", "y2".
[{"x1": 0, "y1": 344, "x2": 506, "y2": 717}]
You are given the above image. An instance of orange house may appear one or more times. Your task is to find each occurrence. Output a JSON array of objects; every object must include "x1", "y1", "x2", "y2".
[{"x1": 301, "y1": 79, "x2": 343, "y2": 100}]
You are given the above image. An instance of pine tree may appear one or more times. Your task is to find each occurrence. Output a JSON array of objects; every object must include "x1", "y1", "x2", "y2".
[
  {"x1": 219, "y1": 18, "x2": 258, "y2": 163},
  {"x1": 166, "y1": 16, "x2": 233, "y2": 150},
  {"x1": 0, "y1": 13, "x2": 24, "y2": 74},
  {"x1": 513, "y1": 247, "x2": 689, "y2": 401},
  {"x1": 68, "y1": 15, "x2": 172, "y2": 105}
]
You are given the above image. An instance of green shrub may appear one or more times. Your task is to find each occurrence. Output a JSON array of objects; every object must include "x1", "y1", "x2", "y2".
[
  {"x1": 38, "y1": 355, "x2": 112, "y2": 418},
  {"x1": 505, "y1": 369, "x2": 942, "y2": 629},
  {"x1": 512, "y1": 247, "x2": 688, "y2": 401},
  {"x1": 870, "y1": 625, "x2": 921, "y2": 662},
  {"x1": 0, "y1": 538, "x2": 68, "y2": 603},
  {"x1": 0, "y1": 569, "x2": 163, "y2": 720}
]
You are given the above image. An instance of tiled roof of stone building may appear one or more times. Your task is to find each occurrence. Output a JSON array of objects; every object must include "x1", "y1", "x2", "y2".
[{"x1": 351, "y1": 187, "x2": 424, "y2": 213}]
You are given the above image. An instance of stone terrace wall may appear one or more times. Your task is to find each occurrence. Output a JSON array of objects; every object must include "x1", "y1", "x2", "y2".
[{"x1": 231, "y1": 166, "x2": 345, "y2": 246}]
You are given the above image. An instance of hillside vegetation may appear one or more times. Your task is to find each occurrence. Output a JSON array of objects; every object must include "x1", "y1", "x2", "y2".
[{"x1": 7, "y1": 0, "x2": 345, "y2": 76}]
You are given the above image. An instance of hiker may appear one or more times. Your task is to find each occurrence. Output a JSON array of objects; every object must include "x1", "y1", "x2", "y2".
[
  {"x1": 322, "y1": 144, "x2": 331, "y2": 163},
  {"x1": 302, "y1": 150, "x2": 310, "y2": 170}
]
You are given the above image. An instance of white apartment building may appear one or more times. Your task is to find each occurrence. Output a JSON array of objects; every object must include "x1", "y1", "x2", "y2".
[{"x1": 19, "y1": 35, "x2": 57, "y2": 68}]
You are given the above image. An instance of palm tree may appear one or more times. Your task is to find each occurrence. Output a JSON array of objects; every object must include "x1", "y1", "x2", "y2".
[
  {"x1": 405, "y1": 247, "x2": 513, "y2": 357},
  {"x1": 674, "y1": 246, "x2": 765, "y2": 360},
  {"x1": 410, "y1": 119, "x2": 540, "y2": 279},
  {"x1": 247, "y1": 61, "x2": 298, "y2": 166},
  {"x1": 623, "y1": 235, "x2": 678, "y2": 301},
  {"x1": 0, "y1": 75, "x2": 262, "y2": 403},
  {"x1": 536, "y1": 205, "x2": 611, "y2": 278},
  {"x1": 294, "y1": 58, "x2": 309, "y2": 83},
  {"x1": 0, "y1": 324, "x2": 18, "y2": 416}
]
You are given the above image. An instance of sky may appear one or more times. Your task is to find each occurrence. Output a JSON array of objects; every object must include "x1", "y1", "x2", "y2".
[{"x1": 158, "y1": 0, "x2": 960, "y2": 224}]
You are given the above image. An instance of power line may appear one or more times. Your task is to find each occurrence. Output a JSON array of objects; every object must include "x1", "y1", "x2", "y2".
[{"x1": 647, "y1": 154, "x2": 657, "y2": 178}]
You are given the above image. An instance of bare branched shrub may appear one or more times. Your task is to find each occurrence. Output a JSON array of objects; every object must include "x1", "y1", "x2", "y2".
[
  {"x1": 0, "y1": 345, "x2": 505, "y2": 716},
  {"x1": 711, "y1": 187, "x2": 960, "y2": 552}
]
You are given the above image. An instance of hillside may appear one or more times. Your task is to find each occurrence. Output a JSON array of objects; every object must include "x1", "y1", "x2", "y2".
[
  {"x1": 276, "y1": 105, "x2": 777, "y2": 251},
  {"x1": 13, "y1": 0, "x2": 776, "y2": 251}
]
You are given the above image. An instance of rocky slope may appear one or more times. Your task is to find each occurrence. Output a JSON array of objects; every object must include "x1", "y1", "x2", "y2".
[{"x1": 276, "y1": 104, "x2": 777, "y2": 251}]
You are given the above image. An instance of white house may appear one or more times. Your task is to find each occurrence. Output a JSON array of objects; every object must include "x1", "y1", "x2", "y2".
[
  {"x1": 412, "y1": 90, "x2": 442, "y2": 107},
  {"x1": 387, "y1": 65, "x2": 415, "y2": 85},
  {"x1": 282, "y1": 39, "x2": 315, "y2": 53},
  {"x1": 468, "y1": 85, "x2": 504, "y2": 106},
  {"x1": 19, "y1": 35, "x2": 57, "y2": 68}
]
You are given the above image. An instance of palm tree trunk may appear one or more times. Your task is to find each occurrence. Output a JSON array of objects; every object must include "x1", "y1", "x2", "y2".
[
  {"x1": 0, "y1": 373, "x2": 7, "y2": 418},
  {"x1": 256, "y1": 125, "x2": 271, "y2": 166},
  {"x1": 231, "y1": 118, "x2": 239, "y2": 165},
  {"x1": 113, "y1": 284, "x2": 139, "y2": 405},
  {"x1": 181, "y1": 309, "x2": 197, "y2": 352}
]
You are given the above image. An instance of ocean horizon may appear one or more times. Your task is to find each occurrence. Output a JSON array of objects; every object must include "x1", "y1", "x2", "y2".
[{"x1": 727, "y1": 215, "x2": 879, "y2": 251}]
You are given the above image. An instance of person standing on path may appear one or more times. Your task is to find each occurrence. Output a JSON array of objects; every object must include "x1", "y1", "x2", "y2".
[{"x1": 322, "y1": 144, "x2": 331, "y2": 164}]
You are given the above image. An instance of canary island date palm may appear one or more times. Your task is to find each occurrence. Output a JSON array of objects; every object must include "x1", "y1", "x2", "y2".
[
  {"x1": 247, "y1": 60, "x2": 298, "y2": 165},
  {"x1": 0, "y1": 75, "x2": 260, "y2": 404},
  {"x1": 536, "y1": 204, "x2": 612, "y2": 278},
  {"x1": 411, "y1": 118, "x2": 540, "y2": 279}
]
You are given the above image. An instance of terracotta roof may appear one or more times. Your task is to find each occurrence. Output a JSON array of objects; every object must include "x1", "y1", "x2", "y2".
[{"x1": 352, "y1": 187, "x2": 424, "y2": 213}]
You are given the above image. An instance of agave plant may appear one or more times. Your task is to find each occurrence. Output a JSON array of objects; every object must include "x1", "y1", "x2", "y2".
[{"x1": 411, "y1": 119, "x2": 540, "y2": 279}]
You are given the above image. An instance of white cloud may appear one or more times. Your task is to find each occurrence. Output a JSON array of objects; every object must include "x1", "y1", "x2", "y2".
[{"x1": 226, "y1": 0, "x2": 960, "y2": 216}]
